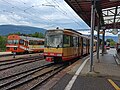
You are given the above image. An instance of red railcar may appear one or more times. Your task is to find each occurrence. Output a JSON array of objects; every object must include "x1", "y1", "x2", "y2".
[{"x1": 6, "y1": 35, "x2": 44, "y2": 54}]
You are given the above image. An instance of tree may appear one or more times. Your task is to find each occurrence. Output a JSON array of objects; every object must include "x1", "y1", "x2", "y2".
[
  {"x1": 106, "y1": 38, "x2": 116, "y2": 47},
  {"x1": 31, "y1": 32, "x2": 44, "y2": 38},
  {"x1": 8, "y1": 32, "x2": 21, "y2": 36},
  {"x1": 8, "y1": 32, "x2": 44, "y2": 38},
  {"x1": 0, "y1": 36, "x2": 7, "y2": 51}
]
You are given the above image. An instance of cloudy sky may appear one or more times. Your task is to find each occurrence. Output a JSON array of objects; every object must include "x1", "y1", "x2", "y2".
[
  {"x1": 0, "y1": 0, "x2": 90, "y2": 29},
  {"x1": 0, "y1": 0, "x2": 119, "y2": 36}
]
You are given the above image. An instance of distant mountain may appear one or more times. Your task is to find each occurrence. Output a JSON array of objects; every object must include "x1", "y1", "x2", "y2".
[
  {"x1": 77, "y1": 30, "x2": 118, "y2": 42},
  {"x1": 0, "y1": 25, "x2": 46, "y2": 36}
]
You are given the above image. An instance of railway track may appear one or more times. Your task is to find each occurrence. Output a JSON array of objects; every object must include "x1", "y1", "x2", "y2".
[
  {"x1": 0, "y1": 54, "x2": 43, "y2": 63},
  {"x1": 0, "y1": 63, "x2": 67, "y2": 90},
  {"x1": 114, "y1": 54, "x2": 120, "y2": 65},
  {"x1": 0, "y1": 53, "x2": 80, "y2": 90},
  {"x1": 0, "y1": 56, "x2": 44, "y2": 71},
  {"x1": 0, "y1": 54, "x2": 12, "y2": 57},
  {"x1": 0, "y1": 56, "x2": 43, "y2": 65}
]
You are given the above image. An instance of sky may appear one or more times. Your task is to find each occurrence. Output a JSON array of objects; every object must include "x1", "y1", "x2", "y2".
[
  {"x1": 0, "y1": 0, "x2": 119, "y2": 36},
  {"x1": 0, "y1": 0, "x2": 89, "y2": 29}
]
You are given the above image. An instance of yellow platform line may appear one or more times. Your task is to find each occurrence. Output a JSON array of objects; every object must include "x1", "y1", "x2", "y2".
[{"x1": 108, "y1": 79, "x2": 120, "y2": 90}]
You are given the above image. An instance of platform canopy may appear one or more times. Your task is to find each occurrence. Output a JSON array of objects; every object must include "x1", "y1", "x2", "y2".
[{"x1": 65, "y1": 0, "x2": 120, "y2": 29}]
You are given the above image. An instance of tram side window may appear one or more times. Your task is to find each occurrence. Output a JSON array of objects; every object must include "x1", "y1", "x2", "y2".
[
  {"x1": 79, "y1": 37, "x2": 82, "y2": 47},
  {"x1": 7, "y1": 40, "x2": 12, "y2": 44},
  {"x1": 38, "y1": 41, "x2": 44, "y2": 45},
  {"x1": 34, "y1": 41, "x2": 38, "y2": 45},
  {"x1": 88, "y1": 40, "x2": 90, "y2": 46},
  {"x1": 13, "y1": 40, "x2": 19, "y2": 44},
  {"x1": 29, "y1": 40, "x2": 41, "y2": 45},
  {"x1": 19, "y1": 40, "x2": 24, "y2": 45},
  {"x1": 83, "y1": 38, "x2": 86, "y2": 47},
  {"x1": 70, "y1": 36, "x2": 73, "y2": 47},
  {"x1": 29, "y1": 40, "x2": 34, "y2": 45},
  {"x1": 63, "y1": 35, "x2": 70, "y2": 47},
  {"x1": 73, "y1": 37, "x2": 78, "y2": 47},
  {"x1": 75, "y1": 37, "x2": 78, "y2": 47},
  {"x1": 25, "y1": 42, "x2": 28, "y2": 46},
  {"x1": 86, "y1": 39, "x2": 88, "y2": 46}
]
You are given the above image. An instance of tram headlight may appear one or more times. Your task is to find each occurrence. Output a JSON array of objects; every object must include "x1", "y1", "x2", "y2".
[
  {"x1": 44, "y1": 53, "x2": 48, "y2": 55},
  {"x1": 56, "y1": 54, "x2": 62, "y2": 56},
  {"x1": 14, "y1": 47, "x2": 17, "y2": 50},
  {"x1": 50, "y1": 53, "x2": 54, "y2": 56}
]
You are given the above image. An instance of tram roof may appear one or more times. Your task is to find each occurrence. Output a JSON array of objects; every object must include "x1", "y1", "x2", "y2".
[
  {"x1": 20, "y1": 36, "x2": 44, "y2": 41},
  {"x1": 65, "y1": 0, "x2": 120, "y2": 29}
]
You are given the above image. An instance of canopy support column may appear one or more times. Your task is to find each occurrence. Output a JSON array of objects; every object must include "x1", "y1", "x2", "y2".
[
  {"x1": 102, "y1": 29, "x2": 105, "y2": 56},
  {"x1": 97, "y1": 21, "x2": 100, "y2": 62},
  {"x1": 90, "y1": 0, "x2": 95, "y2": 72}
]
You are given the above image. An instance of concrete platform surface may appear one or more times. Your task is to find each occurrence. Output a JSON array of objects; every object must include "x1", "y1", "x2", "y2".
[
  {"x1": 0, "y1": 52, "x2": 12, "y2": 55},
  {"x1": 42, "y1": 48, "x2": 120, "y2": 90},
  {"x1": 51, "y1": 75, "x2": 115, "y2": 90},
  {"x1": 81, "y1": 49, "x2": 120, "y2": 78}
]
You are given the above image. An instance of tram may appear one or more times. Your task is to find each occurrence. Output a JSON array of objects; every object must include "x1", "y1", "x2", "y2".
[
  {"x1": 6, "y1": 35, "x2": 44, "y2": 54},
  {"x1": 44, "y1": 29, "x2": 97, "y2": 63}
]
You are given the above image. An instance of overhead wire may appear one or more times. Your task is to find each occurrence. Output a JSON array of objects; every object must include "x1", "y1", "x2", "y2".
[
  {"x1": 0, "y1": 10, "x2": 58, "y2": 28},
  {"x1": 0, "y1": 0, "x2": 68, "y2": 28},
  {"x1": 17, "y1": 0, "x2": 64, "y2": 28},
  {"x1": 44, "y1": 0, "x2": 74, "y2": 28},
  {"x1": 1, "y1": 0, "x2": 47, "y2": 21},
  {"x1": 0, "y1": 0, "x2": 83, "y2": 29},
  {"x1": 51, "y1": 0, "x2": 83, "y2": 28},
  {"x1": 1, "y1": 9, "x2": 55, "y2": 29},
  {"x1": 19, "y1": 0, "x2": 26, "y2": 4},
  {"x1": 0, "y1": 0, "x2": 59, "y2": 29},
  {"x1": 53, "y1": 0, "x2": 85, "y2": 28}
]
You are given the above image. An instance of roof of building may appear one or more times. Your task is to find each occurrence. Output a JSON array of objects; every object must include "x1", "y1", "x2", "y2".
[
  {"x1": 20, "y1": 36, "x2": 44, "y2": 41},
  {"x1": 65, "y1": 0, "x2": 120, "y2": 29}
]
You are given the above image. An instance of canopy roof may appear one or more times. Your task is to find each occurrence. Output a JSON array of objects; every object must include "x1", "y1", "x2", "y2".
[{"x1": 65, "y1": 0, "x2": 120, "y2": 29}]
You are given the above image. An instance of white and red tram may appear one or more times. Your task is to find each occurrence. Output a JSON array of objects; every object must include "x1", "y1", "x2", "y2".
[{"x1": 6, "y1": 35, "x2": 44, "y2": 54}]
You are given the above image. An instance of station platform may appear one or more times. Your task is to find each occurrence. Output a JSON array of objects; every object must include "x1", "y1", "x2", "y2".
[
  {"x1": 40, "y1": 48, "x2": 120, "y2": 90},
  {"x1": 0, "y1": 52, "x2": 12, "y2": 58},
  {"x1": 0, "y1": 51, "x2": 12, "y2": 55},
  {"x1": 0, "y1": 52, "x2": 42, "y2": 61}
]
